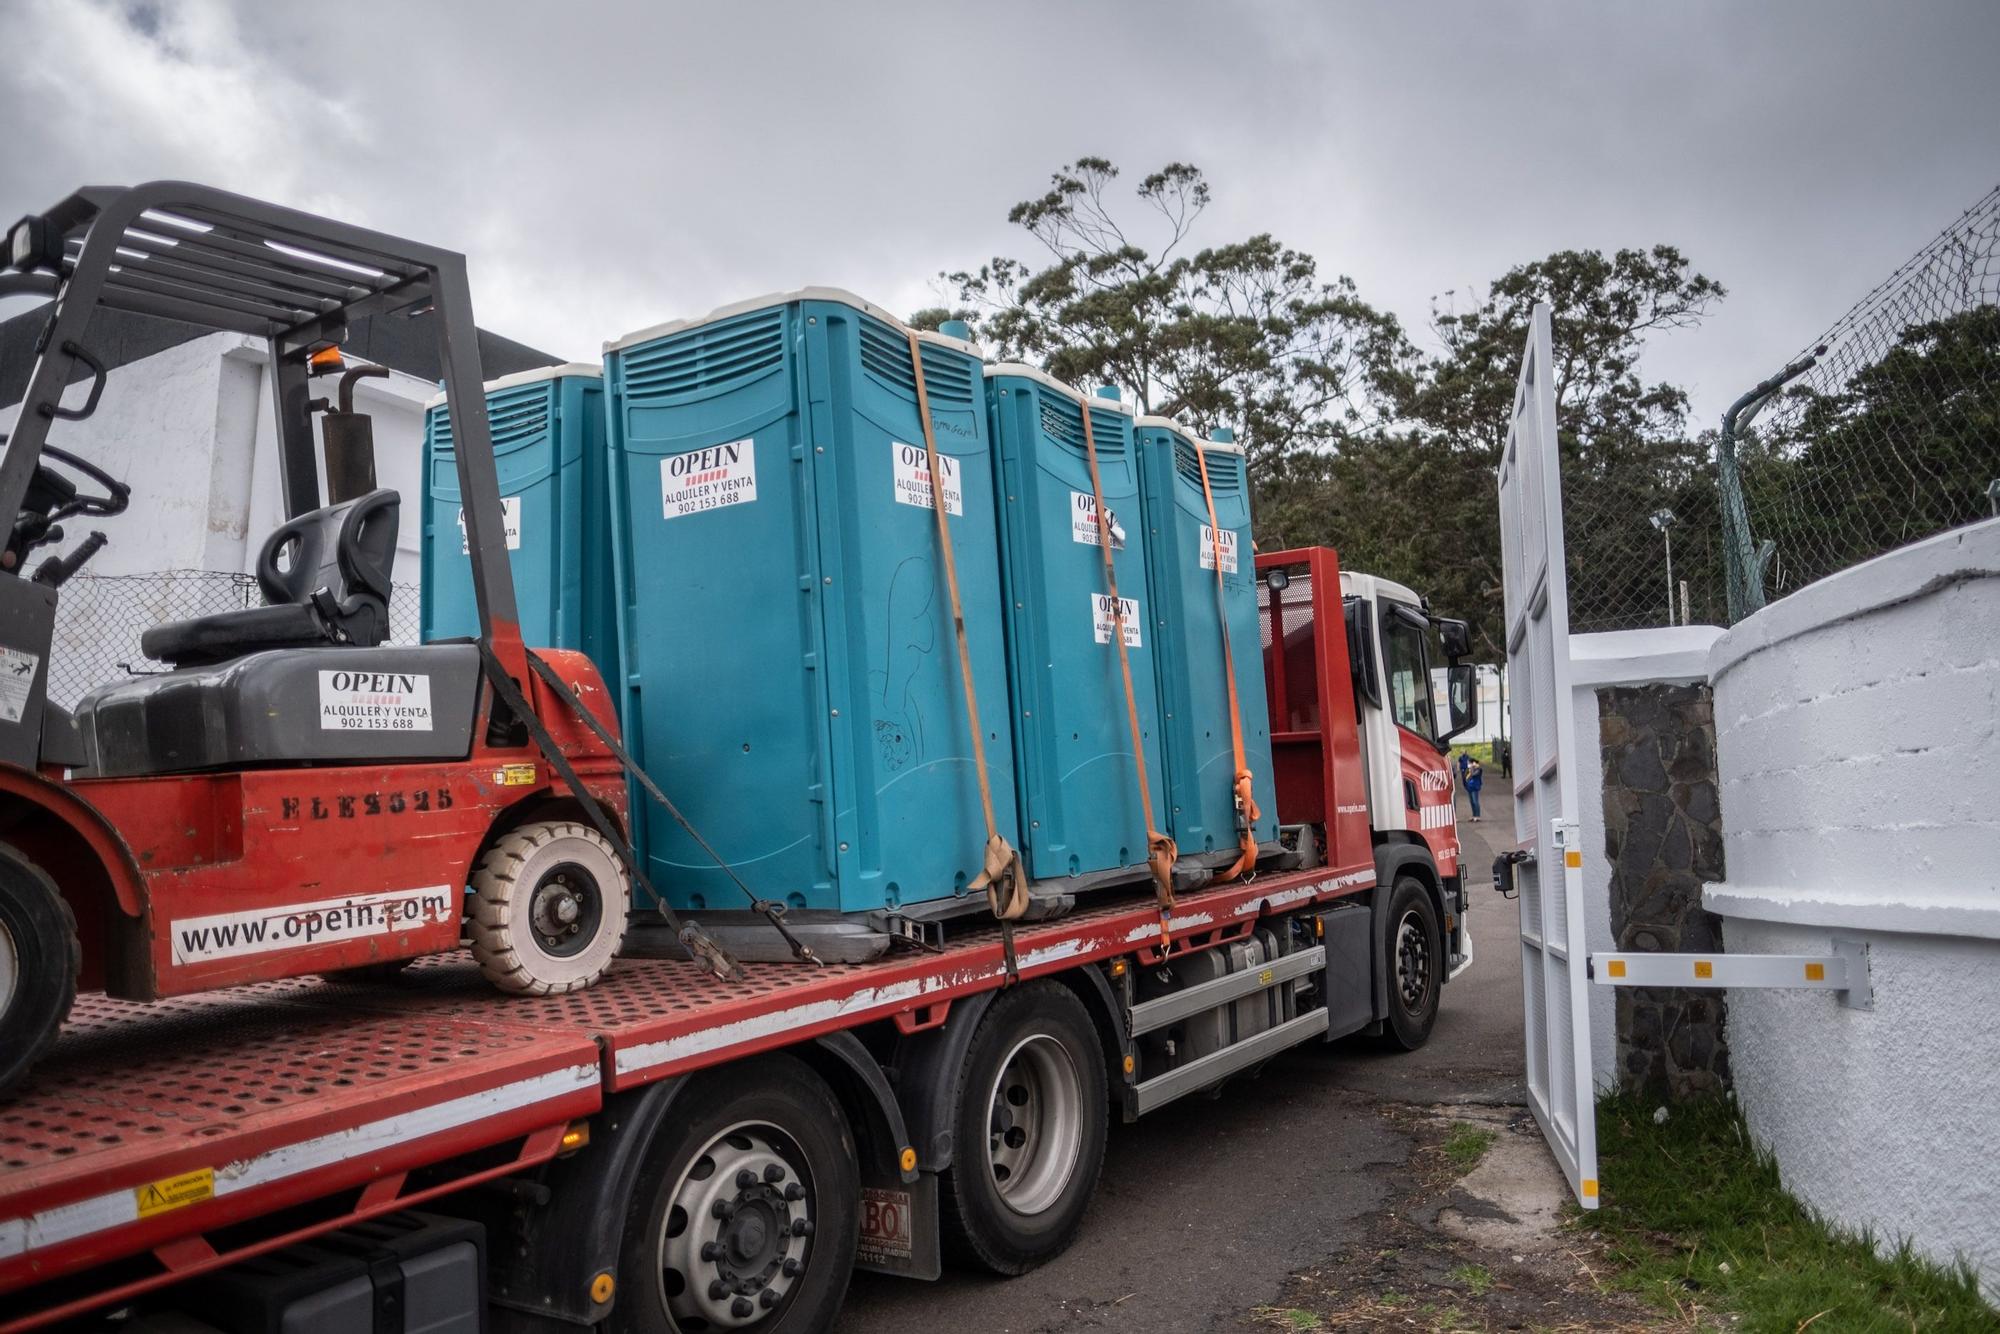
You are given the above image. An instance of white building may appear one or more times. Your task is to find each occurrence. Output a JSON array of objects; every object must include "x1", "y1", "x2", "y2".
[{"x1": 0, "y1": 303, "x2": 556, "y2": 704}]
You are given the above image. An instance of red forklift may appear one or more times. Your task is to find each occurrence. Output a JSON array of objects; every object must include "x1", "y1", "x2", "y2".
[{"x1": 0, "y1": 183, "x2": 724, "y2": 1094}]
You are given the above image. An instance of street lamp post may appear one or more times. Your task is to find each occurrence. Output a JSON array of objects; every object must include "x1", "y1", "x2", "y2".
[{"x1": 1650, "y1": 508, "x2": 1677, "y2": 626}]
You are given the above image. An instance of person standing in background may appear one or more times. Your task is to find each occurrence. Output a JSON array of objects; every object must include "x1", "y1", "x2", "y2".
[{"x1": 1464, "y1": 756, "x2": 1484, "y2": 822}]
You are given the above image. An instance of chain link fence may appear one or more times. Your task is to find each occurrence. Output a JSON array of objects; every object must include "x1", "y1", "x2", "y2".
[
  {"x1": 1562, "y1": 444, "x2": 1728, "y2": 635},
  {"x1": 46, "y1": 570, "x2": 423, "y2": 710},
  {"x1": 1721, "y1": 184, "x2": 2000, "y2": 613}
]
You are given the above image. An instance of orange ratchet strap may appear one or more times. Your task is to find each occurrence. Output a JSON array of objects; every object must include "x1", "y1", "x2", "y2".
[
  {"x1": 1079, "y1": 396, "x2": 1179, "y2": 950},
  {"x1": 908, "y1": 333, "x2": 1029, "y2": 977},
  {"x1": 1194, "y1": 440, "x2": 1262, "y2": 882}
]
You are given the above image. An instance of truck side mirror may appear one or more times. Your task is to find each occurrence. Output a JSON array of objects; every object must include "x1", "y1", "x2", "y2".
[
  {"x1": 1439, "y1": 662, "x2": 1478, "y2": 742},
  {"x1": 1437, "y1": 617, "x2": 1472, "y2": 662}
]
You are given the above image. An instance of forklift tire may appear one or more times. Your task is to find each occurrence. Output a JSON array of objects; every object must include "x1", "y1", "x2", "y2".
[
  {"x1": 939, "y1": 981, "x2": 1108, "y2": 1275},
  {"x1": 611, "y1": 1054, "x2": 858, "y2": 1334},
  {"x1": 470, "y1": 820, "x2": 629, "y2": 995},
  {"x1": 1378, "y1": 874, "x2": 1441, "y2": 1051},
  {"x1": 0, "y1": 843, "x2": 80, "y2": 1095}
]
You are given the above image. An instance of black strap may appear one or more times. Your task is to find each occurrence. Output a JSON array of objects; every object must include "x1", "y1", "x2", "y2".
[
  {"x1": 519, "y1": 649, "x2": 822, "y2": 969},
  {"x1": 999, "y1": 918, "x2": 1019, "y2": 986},
  {"x1": 475, "y1": 641, "x2": 744, "y2": 980}
]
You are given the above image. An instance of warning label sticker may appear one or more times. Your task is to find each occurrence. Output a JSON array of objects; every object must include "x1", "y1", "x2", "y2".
[
  {"x1": 1090, "y1": 593, "x2": 1142, "y2": 647},
  {"x1": 891, "y1": 442, "x2": 963, "y2": 516},
  {"x1": 1070, "y1": 491, "x2": 1125, "y2": 549},
  {"x1": 0, "y1": 643, "x2": 40, "y2": 724},
  {"x1": 662, "y1": 440, "x2": 757, "y2": 520},
  {"x1": 457, "y1": 495, "x2": 523, "y2": 554},
  {"x1": 1199, "y1": 524, "x2": 1239, "y2": 573},
  {"x1": 858, "y1": 1187, "x2": 914, "y2": 1264},
  {"x1": 318, "y1": 670, "x2": 434, "y2": 732},
  {"x1": 136, "y1": 1168, "x2": 215, "y2": 1218},
  {"x1": 171, "y1": 885, "x2": 454, "y2": 965}
]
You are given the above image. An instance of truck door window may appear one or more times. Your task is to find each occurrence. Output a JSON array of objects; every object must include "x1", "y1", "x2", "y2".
[{"x1": 1382, "y1": 612, "x2": 1436, "y2": 741}]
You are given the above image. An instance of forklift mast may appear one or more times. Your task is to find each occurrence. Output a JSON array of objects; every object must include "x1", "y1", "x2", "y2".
[{"x1": 0, "y1": 181, "x2": 526, "y2": 765}]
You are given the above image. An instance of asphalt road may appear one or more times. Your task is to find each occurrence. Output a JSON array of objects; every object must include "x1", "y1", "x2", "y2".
[{"x1": 837, "y1": 786, "x2": 1527, "y2": 1333}]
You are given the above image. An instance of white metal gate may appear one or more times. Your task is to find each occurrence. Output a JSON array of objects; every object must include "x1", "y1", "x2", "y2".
[{"x1": 1496, "y1": 303, "x2": 1598, "y2": 1209}]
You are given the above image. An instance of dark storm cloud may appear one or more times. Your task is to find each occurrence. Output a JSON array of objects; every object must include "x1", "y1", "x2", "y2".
[{"x1": 4, "y1": 0, "x2": 1996, "y2": 425}]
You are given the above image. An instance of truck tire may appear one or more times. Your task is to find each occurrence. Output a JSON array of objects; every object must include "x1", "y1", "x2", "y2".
[
  {"x1": 612, "y1": 1055, "x2": 858, "y2": 1334},
  {"x1": 939, "y1": 981, "x2": 1108, "y2": 1275},
  {"x1": 469, "y1": 820, "x2": 629, "y2": 994},
  {"x1": 0, "y1": 842, "x2": 79, "y2": 1095},
  {"x1": 1378, "y1": 874, "x2": 1441, "y2": 1051}
]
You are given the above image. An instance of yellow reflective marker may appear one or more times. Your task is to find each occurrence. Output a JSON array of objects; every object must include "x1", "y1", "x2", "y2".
[
  {"x1": 1581, "y1": 1178, "x2": 1599, "y2": 1199},
  {"x1": 1564, "y1": 850, "x2": 1582, "y2": 869},
  {"x1": 899, "y1": 1146, "x2": 918, "y2": 1172},
  {"x1": 1694, "y1": 960, "x2": 1714, "y2": 979},
  {"x1": 1805, "y1": 962, "x2": 1826, "y2": 982},
  {"x1": 590, "y1": 1272, "x2": 616, "y2": 1304},
  {"x1": 1607, "y1": 959, "x2": 1627, "y2": 979}
]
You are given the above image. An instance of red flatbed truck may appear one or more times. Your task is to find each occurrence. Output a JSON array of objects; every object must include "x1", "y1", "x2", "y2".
[
  {"x1": 0, "y1": 188, "x2": 1480, "y2": 1334},
  {"x1": 1, "y1": 544, "x2": 1479, "y2": 1334}
]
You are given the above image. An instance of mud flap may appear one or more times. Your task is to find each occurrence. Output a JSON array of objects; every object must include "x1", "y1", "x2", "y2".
[{"x1": 855, "y1": 1169, "x2": 940, "y2": 1280}]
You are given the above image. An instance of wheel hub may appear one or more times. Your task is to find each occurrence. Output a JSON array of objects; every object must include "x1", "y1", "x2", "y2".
[
  {"x1": 660, "y1": 1126, "x2": 812, "y2": 1329},
  {"x1": 1396, "y1": 911, "x2": 1431, "y2": 1010},
  {"x1": 528, "y1": 863, "x2": 601, "y2": 958},
  {"x1": 985, "y1": 1034, "x2": 1083, "y2": 1217}
]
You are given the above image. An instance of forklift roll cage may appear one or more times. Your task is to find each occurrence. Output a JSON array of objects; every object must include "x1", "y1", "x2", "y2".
[{"x1": 0, "y1": 180, "x2": 528, "y2": 724}]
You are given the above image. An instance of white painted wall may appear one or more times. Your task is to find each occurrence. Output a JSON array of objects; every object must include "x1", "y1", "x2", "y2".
[
  {"x1": 0, "y1": 331, "x2": 434, "y2": 576},
  {"x1": 1705, "y1": 518, "x2": 2000, "y2": 1297},
  {"x1": 3, "y1": 332, "x2": 435, "y2": 704}
]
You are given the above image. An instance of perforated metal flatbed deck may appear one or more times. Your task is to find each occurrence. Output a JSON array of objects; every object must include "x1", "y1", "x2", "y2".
[{"x1": 0, "y1": 862, "x2": 1371, "y2": 1328}]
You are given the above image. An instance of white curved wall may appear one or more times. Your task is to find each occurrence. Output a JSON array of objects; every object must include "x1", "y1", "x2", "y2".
[{"x1": 1705, "y1": 518, "x2": 2000, "y2": 1296}]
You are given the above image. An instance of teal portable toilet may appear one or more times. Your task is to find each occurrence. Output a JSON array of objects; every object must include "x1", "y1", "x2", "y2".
[
  {"x1": 1134, "y1": 418, "x2": 1279, "y2": 865},
  {"x1": 420, "y1": 365, "x2": 616, "y2": 683},
  {"x1": 604, "y1": 291, "x2": 1015, "y2": 947},
  {"x1": 985, "y1": 366, "x2": 1168, "y2": 890}
]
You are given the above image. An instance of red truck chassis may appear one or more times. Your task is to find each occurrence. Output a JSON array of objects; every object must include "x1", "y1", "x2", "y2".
[{"x1": 0, "y1": 860, "x2": 1373, "y2": 1330}]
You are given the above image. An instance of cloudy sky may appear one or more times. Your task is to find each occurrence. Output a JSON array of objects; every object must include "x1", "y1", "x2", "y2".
[{"x1": 4, "y1": 0, "x2": 1996, "y2": 425}]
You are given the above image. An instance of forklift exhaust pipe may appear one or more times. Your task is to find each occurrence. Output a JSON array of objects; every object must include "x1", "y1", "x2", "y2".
[{"x1": 322, "y1": 365, "x2": 389, "y2": 503}]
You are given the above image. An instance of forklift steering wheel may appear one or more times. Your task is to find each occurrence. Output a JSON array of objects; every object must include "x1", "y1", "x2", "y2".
[{"x1": 32, "y1": 444, "x2": 129, "y2": 521}]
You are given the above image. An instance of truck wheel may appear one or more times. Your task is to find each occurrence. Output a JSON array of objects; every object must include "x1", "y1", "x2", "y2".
[
  {"x1": 940, "y1": 982, "x2": 1108, "y2": 1275},
  {"x1": 613, "y1": 1055, "x2": 858, "y2": 1334},
  {"x1": 1378, "y1": 875, "x2": 1441, "y2": 1051},
  {"x1": 470, "y1": 820, "x2": 629, "y2": 995},
  {"x1": 0, "y1": 843, "x2": 80, "y2": 1095}
]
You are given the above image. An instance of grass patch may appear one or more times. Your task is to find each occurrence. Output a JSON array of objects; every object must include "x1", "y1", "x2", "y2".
[
  {"x1": 1589, "y1": 1094, "x2": 1992, "y2": 1331},
  {"x1": 1442, "y1": 1121, "x2": 1497, "y2": 1172},
  {"x1": 1447, "y1": 1262, "x2": 1493, "y2": 1296},
  {"x1": 1249, "y1": 1307, "x2": 1322, "y2": 1331},
  {"x1": 1448, "y1": 740, "x2": 1498, "y2": 768}
]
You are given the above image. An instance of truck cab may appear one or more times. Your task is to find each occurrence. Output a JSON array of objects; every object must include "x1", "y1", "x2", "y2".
[
  {"x1": 1258, "y1": 548, "x2": 1479, "y2": 1010},
  {"x1": 1340, "y1": 568, "x2": 1478, "y2": 980}
]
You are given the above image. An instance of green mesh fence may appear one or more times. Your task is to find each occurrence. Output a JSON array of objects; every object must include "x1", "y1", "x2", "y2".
[{"x1": 1722, "y1": 184, "x2": 2000, "y2": 613}]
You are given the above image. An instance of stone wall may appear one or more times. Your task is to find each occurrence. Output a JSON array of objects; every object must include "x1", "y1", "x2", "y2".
[{"x1": 1596, "y1": 683, "x2": 1729, "y2": 1099}]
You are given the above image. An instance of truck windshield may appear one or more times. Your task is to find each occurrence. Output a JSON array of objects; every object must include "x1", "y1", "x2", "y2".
[{"x1": 1382, "y1": 612, "x2": 1436, "y2": 741}]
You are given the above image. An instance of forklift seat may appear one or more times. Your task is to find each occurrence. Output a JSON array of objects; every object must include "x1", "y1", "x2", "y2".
[{"x1": 141, "y1": 489, "x2": 401, "y2": 667}]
